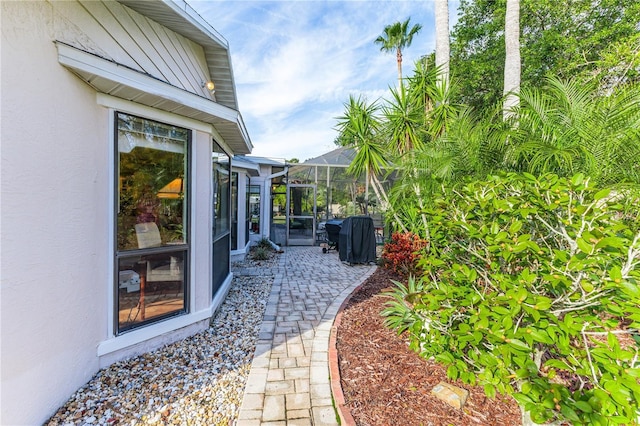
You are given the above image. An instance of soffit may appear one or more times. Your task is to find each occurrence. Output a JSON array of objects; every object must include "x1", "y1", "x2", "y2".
[
  {"x1": 115, "y1": 0, "x2": 238, "y2": 111},
  {"x1": 57, "y1": 42, "x2": 251, "y2": 154}
]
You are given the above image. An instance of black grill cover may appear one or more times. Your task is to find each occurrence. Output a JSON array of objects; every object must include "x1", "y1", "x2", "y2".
[{"x1": 338, "y1": 216, "x2": 377, "y2": 264}]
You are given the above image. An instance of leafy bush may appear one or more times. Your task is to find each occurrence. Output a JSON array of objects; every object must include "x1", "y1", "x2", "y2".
[
  {"x1": 380, "y1": 232, "x2": 429, "y2": 278},
  {"x1": 382, "y1": 173, "x2": 640, "y2": 424},
  {"x1": 251, "y1": 246, "x2": 270, "y2": 261},
  {"x1": 257, "y1": 237, "x2": 272, "y2": 249}
]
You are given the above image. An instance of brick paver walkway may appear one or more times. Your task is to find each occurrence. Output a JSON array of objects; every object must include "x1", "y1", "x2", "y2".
[{"x1": 236, "y1": 246, "x2": 376, "y2": 425}]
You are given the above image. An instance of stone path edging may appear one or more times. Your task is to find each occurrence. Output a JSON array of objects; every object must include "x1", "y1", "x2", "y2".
[{"x1": 328, "y1": 275, "x2": 375, "y2": 426}]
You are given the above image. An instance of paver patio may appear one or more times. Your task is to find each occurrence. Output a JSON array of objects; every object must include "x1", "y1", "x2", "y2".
[{"x1": 236, "y1": 246, "x2": 376, "y2": 425}]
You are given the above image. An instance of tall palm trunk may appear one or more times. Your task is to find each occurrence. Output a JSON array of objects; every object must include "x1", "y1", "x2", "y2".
[
  {"x1": 435, "y1": 0, "x2": 450, "y2": 87},
  {"x1": 503, "y1": 0, "x2": 521, "y2": 120},
  {"x1": 396, "y1": 47, "x2": 403, "y2": 88}
]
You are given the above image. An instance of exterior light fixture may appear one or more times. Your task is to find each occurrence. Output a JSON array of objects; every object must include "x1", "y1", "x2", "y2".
[{"x1": 202, "y1": 80, "x2": 215, "y2": 93}]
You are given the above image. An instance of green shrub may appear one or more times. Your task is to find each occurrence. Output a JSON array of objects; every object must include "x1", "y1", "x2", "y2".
[
  {"x1": 251, "y1": 246, "x2": 270, "y2": 261},
  {"x1": 380, "y1": 232, "x2": 429, "y2": 278},
  {"x1": 257, "y1": 237, "x2": 272, "y2": 250},
  {"x1": 382, "y1": 172, "x2": 640, "y2": 425}
]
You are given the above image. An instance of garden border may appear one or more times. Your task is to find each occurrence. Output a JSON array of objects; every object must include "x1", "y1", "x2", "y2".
[{"x1": 329, "y1": 277, "x2": 372, "y2": 426}]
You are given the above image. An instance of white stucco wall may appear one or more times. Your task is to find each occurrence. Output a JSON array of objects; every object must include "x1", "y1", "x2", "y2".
[
  {"x1": 1, "y1": 2, "x2": 237, "y2": 425},
  {"x1": 193, "y1": 130, "x2": 214, "y2": 312},
  {"x1": 1, "y1": 2, "x2": 109, "y2": 424}
]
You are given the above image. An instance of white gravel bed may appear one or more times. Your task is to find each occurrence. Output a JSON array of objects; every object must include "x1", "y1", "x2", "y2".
[{"x1": 46, "y1": 254, "x2": 277, "y2": 426}]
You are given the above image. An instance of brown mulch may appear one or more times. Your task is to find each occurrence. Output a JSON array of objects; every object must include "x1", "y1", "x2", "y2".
[{"x1": 335, "y1": 267, "x2": 523, "y2": 426}]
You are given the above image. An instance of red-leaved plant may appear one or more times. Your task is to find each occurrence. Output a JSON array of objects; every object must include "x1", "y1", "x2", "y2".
[{"x1": 381, "y1": 232, "x2": 428, "y2": 278}]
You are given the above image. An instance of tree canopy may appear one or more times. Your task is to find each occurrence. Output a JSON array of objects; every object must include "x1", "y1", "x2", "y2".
[
  {"x1": 375, "y1": 18, "x2": 423, "y2": 87},
  {"x1": 450, "y1": 0, "x2": 640, "y2": 112}
]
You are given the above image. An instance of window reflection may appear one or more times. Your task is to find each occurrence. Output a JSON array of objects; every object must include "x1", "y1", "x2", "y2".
[
  {"x1": 249, "y1": 184, "x2": 260, "y2": 234},
  {"x1": 117, "y1": 113, "x2": 187, "y2": 251},
  {"x1": 117, "y1": 251, "x2": 185, "y2": 332},
  {"x1": 212, "y1": 142, "x2": 230, "y2": 239},
  {"x1": 231, "y1": 172, "x2": 238, "y2": 250},
  {"x1": 116, "y1": 113, "x2": 189, "y2": 333}
]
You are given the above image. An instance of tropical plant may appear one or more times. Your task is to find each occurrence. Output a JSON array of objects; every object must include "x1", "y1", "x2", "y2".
[
  {"x1": 375, "y1": 18, "x2": 423, "y2": 87},
  {"x1": 382, "y1": 172, "x2": 640, "y2": 425},
  {"x1": 380, "y1": 232, "x2": 428, "y2": 278},
  {"x1": 382, "y1": 84, "x2": 426, "y2": 155},
  {"x1": 251, "y1": 246, "x2": 270, "y2": 261},
  {"x1": 502, "y1": 77, "x2": 640, "y2": 185},
  {"x1": 257, "y1": 237, "x2": 272, "y2": 250},
  {"x1": 380, "y1": 61, "x2": 468, "y2": 237},
  {"x1": 335, "y1": 95, "x2": 408, "y2": 232}
]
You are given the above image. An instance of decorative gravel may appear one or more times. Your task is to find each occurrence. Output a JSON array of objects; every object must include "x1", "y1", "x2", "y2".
[{"x1": 46, "y1": 254, "x2": 278, "y2": 426}]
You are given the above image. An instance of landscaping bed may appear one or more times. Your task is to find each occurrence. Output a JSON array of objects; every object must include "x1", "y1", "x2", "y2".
[{"x1": 335, "y1": 267, "x2": 523, "y2": 425}]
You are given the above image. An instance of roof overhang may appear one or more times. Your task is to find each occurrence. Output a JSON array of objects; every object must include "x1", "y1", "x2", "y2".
[
  {"x1": 56, "y1": 42, "x2": 252, "y2": 154},
  {"x1": 116, "y1": 0, "x2": 239, "y2": 110},
  {"x1": 232, "y1": 157, "x2": 261, "y2": 176}
]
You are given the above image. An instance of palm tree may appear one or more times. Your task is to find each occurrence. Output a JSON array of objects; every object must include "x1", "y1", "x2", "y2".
[
  {"x1": 435, "y1": 0, "x2": 450, "y2": 87},
  {"x1": 503, "y1": 0, "x2": 521, "y2": 119},
  {"x1": 335, "y1": 95, "x2": 408, "y2": 232},
  {"x1": 383, "y1": 84, "x2": 426, "y2": 156},
  {"x1": 406, "y1": 58, "x2": 460, "y2": 140},
  {"x1": 375, "y1": 18, "x2": 422, "y2": 88},
  {"x1": 503, "y1": 77, "x2": 640, "y2": 185}
]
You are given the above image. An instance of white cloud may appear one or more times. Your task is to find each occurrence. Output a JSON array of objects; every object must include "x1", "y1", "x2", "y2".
[{"x1": 191, "y1": 0, "x2": 460, "y2": 159}]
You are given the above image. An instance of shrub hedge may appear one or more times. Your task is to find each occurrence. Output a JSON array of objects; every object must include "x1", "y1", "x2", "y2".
[{"x1": 382, "y1": 173, "x2": 640, "y2": 424}]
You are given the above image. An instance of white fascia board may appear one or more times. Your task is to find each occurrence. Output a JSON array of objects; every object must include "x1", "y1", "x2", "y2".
[
  {"x1": 162, "y1": 0, "x2": 229, "y2": 49},
  {"x1": 236, "y1": 112, "x2": 253, "y2": 152},
  {"x1": 56, "y1": 42, "x2": 238, "y2": 123}
]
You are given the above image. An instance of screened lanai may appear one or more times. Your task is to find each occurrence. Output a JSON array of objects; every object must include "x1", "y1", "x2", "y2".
[{"x1": 278, "y1": 146, "x2": 393, "y2": 246}]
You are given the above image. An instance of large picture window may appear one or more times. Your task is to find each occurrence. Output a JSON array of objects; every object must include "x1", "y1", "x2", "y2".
[{"x1": 115, "y1": 112, "x2": 189, "y2": 333}]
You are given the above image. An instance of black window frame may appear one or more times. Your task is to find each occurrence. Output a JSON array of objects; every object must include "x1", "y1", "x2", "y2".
[
  {"x1": 114, "y1": 111, "x2": 191, "y2": 334},
  {"x1": 212, "y1": 141, "x2": 231, "y2": 297}
]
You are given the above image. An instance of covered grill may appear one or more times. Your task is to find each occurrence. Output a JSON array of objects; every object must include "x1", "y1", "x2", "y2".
[{"x1": 338, "y1": 216, "x2": 377, "y2": 264}]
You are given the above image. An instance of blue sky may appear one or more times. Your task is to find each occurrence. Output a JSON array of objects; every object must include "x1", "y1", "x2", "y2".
[{"x1": 190, "y1": 1, "x2": 460, "y2": 161}]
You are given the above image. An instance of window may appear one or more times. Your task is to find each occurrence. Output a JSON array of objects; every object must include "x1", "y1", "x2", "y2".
[
  {"x1": 212, "y1": 142, "x2": 230, "y2": 296},
  {"x1": 231, "y1": 172, "x2": 238, "y2": 250},
  {"x1": 115, "y1": 112, "x2": 189, "y2": 333},
  {"x1": 245, "y1": 177, "x2": 251, "y2": 244},
  {"x1": 249, "y1": 184, "x2": 261, "y2": 234},
  {"x1": 212, "y1": 143, "x2": 230, "y2": 239}
]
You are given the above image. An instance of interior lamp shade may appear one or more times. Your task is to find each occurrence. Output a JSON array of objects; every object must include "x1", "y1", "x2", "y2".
[{"x1": 157, "y1": 178, "x2": 183, "y2": 199}]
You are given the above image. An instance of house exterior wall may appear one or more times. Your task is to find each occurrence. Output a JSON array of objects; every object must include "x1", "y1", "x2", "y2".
[
  {"x1": 1, "y1": 2, "x2": 111, "y2": 423},
  {"x1": 192, "y1": 129, "x2": 215, "y2": 313},
  {"x1": 1, "y1": 2, "x2": 243, "y2": 424}
]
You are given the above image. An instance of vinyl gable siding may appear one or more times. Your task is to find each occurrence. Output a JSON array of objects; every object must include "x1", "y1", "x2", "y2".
[{"x1": 52, "y1": 0, "x2": 213, "y2": 99}]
